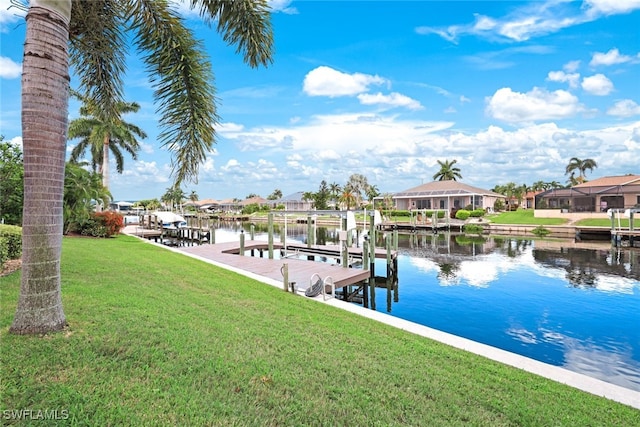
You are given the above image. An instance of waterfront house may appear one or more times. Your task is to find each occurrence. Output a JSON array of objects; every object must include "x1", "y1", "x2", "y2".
[
  {"x1": 269, "y1": 192, "x2": 314, "y2": 211},
  {"x1": 389, "y1": 181, "x2": 505, "y2": 214},
  {"x1": 537, "y1": 174, "x2": 640, "y2": 212}
]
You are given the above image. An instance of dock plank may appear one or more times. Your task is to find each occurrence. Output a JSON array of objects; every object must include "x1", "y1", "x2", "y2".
[{"x1": 179, "y1": 240, "x2": 371, "y2": 291}]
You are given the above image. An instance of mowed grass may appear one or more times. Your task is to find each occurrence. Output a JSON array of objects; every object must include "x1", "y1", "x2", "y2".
[
  {"x1": 576, "y1": 217, "x2": 630, "y2": 227},
  {"x1": 1, "y1": 236, "x2": 639, "y2": 426},
  {"x1": 487, "y1": 210, "x2": 568, "y2": 225}
]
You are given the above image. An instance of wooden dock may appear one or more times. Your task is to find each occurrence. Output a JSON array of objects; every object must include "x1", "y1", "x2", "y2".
[{"x1": 178, "y1": 240, "x2": 378, "y2": 293}]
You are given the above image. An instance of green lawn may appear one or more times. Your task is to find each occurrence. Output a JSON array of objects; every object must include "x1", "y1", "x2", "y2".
[
  {"x1": 575, "y1": 218, "x2": 630, "y2": 227},
  {"x1": 487, "y1": 210, "x2": 568, "y2": 225},
  {"x1": 1, "y1": 236, "x2": 638, "y2": 426}
]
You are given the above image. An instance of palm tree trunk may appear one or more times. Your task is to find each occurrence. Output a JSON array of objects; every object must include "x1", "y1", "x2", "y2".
[
  {"x1": 102, "y1": 134, "x2": 110, "y2": 190},
  {"x1": 10, "y1": 3, "x2": 71, "y2": 334}
]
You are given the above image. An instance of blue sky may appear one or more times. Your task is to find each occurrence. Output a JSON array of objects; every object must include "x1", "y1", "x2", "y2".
[{"x1": 1, "y1": 0, "x2": 639, "y2": 201}]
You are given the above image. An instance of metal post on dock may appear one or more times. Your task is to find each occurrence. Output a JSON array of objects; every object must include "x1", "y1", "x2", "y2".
[
  {"x1": 239, "y1": 230, "x2": 245, "y2": 256},
  {"x1": 281, "y1": 263, "x2": 289, "y2": 292},
  {"x1": 250, "y1": 223, "x2": 255, "y2": 240},
  {"x1": 386, "y1": 234, "x2": 392, "y2": 278},
  {"x1": 432, "y1": 211, "x2": 438, "y2": 234},
  {"x1": 630, "y1": 211, "x2": 635, "y2": 247},
  {"x1": 393, "y1": 228, "x2": 398, "y2": 250},
  {"x1": 363, "y1": 239, "x2": 369, "y2": 309},
  {"x1": 307, "y1": 214, "x2": 313, "y2": 248},
  {"x1": 209, "y1": 226, "x2": 215, "y2": 244},
  {"x1": 369, "y1": 211, "x2": 376, "y2": 279},
  {"x1": 268, "y1": 212, "x2": 274, "y2": 259}
]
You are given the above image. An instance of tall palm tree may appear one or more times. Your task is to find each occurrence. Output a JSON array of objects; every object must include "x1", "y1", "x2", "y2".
[
  {"x1": 162, "y1": 186, "x2": 186, "y2": 211},
  {"x1": 433, "y1": 159, "x2": 462, "y2": 181},
  {"x1": 345, "y1": 173, "x2": 370, "y2": 207},
  {"x1": 328, "y1": 182, "x2": 342, "y2": 207},
  {"x1": 68, "y1": 98, "x2": 146, "y2": 190},
  {"x1": 340, "y1": 189, "x2": 357, "y2": 211},
  {"x1": 531, "y1": 181, "x2": 547, "y2": 192},
  {"x1": 565, "y1": 157, "x2": 598, "y2": 184},
  {"x1": 366, "y1": 184, "x2": 380, "y2": 204},
  {"x1": 12, "y1": 1, "x2": 274, "y2": 334},
  {"x1": 302, "y1": 191, "x2": 315, "y2": 208}
]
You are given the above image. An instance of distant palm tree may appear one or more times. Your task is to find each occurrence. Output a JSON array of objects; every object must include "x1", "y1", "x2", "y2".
[
  {"x1": 531, "y1": 181, "x2": 547, "y2": 192},
  {"x1": 267, "y1": 189, "x2": 282, "y2": 200},
  {"x1": 366, "y1": 184, "x2": 380, "y2": 204},
  {"x1": 68, "y1": 97, "x2": 146, "y2": 191},
  {"x1": 329, "y1": 182, "x2": 342, "y2": 207},
  {"x1": 565, "y1": 157, "x2": 598, "y2": 184},
  {"x1": 340, "y1": 189, "x2": 357, "y2": 210},
  {"x1": 345, "y1": 174, "x2": 370, "y2": 206},
  {"x1": 433, "y1": 159, "x2": 462, "y2": 181},
  {"x1": 302, "y1": 191, "x2": 315, "y2": 209},
  {"x1": 162, "y1": 186, "x2": 185, "y2": 210},
  {"x1": 189, "y1": 190, "x2": 199, "y2": 202}
]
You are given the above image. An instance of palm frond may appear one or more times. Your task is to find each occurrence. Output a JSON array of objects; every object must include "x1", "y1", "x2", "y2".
[
  {"x1": 69, "y1": 0, "x2": 127, "y2": 120},
  {"x1": 129, "y1": 0, "x2": 217, "y2": 185},
  {"x1": 192, "y1": 0, "x2": 274, "y2": 68}
]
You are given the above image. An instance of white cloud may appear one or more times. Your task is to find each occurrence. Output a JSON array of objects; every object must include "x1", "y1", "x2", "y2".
[
  {"x1": 563, "y1": 60, "x2": 581, "y2": 73},
  {"x1": 0, "y1": 56, "x2": 21, "y2": 78},
  {"x1": 0, "y1": 0, "x2": 26, "y2": 32},
  {"x1": 581, "y1": 74, "x2": 614, "y2": 95},
  {"x1": 218, "y1": 122, "x2": 245, "y2": 132},
  {"x1": 547, "y1": 70, "x2": 580, "y2": 88},
  {"x1": 312, "y1": 150, "x2": 341, "y2": 161},
  {"x1": 607, "y1": 99, "x2": 640, "y2": 117},
  {"x1": 267, "y1": 0, "x2": 298, "y2": 14},
  {"x1": 416, "y1": 0, "x2": 640, "y2": 43},
  {"x1": 357, "y1": 92, "x2": 423, "y2": 110},
  {"x1": 583, "y1": 0, "x2": 640, "y2": 16},
  {"x1": 472, "y1": 14, "x2": 497, "y2": 31},
  {"x1": 589, "y1": 48, "x2": 637, "y2": 66},
  {"x1": 8, "y1": 135, "x2": 22, "y2": 149},
  {"x1": 221, "y1": 159, "x2": 240, "y2": 172},
  {"x1": 303, "y1": 66, "x2": 387, "y2": 97},
  {"x1": 485, "y1": 87, "x2": 583, "y2": 123}
]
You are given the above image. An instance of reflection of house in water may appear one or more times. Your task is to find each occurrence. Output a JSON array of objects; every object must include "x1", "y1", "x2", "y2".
[
  {"x1": 533, "y1": 244, "x2": 639, "y2": 285},
  {"x1": 396, "y1": 231, "x2": 521, "y2": 259}
]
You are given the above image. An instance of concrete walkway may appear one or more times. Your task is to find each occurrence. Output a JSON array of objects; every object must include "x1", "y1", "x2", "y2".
[{"x1": 124, "y1": 228, "x2": 640, "y2": 410}]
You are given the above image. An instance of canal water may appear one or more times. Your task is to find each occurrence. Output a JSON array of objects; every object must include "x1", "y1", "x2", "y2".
[{"x1": 216, "y1": 222, "x2": 640, "y2": 392}]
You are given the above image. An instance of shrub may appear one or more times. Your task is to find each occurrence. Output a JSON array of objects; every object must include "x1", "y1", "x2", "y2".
[
  {"x1": 95, "y1": 211, "x2": 124, "y2": 236},
  {"x1": 463, "y1": 224, "x2": 484, "y2": 234},
  {"x1": 0, "y1": 224, "x2": 22, "y2": 260},
  {"x1": 531, "y1": 226, "x2": 551, "y2": 237},
  {"x1": 383, "y1": 209, "x2": 410, "y2": 217},
  {"x1": 75, "y1": 212, "x2": 124, "y2": 238},
  {"x1": 470, "y1": 209, "x2": 485, "y2": 218},
  {"x1": 455, "y1": 209, "x2": 471, "y2": 220},
  {"x1": 0, "y1": 237, "x2": 8, "y2": 270}
]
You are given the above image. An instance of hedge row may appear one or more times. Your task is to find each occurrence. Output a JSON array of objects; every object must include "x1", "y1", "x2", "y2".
[
  {"x1": 0, "y1": 224, "x2": 22, "y2": 271},
  {"x1": 381, "y1": 210, "x2": 447, "y2": 219}
]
